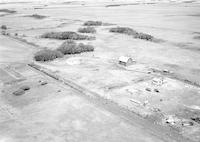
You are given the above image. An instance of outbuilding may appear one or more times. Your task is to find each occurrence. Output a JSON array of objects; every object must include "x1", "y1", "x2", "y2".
[
  {"x1": 118, "y1": 56, "x2": 134, "y2": 66},
  {"x1": 152, "y1": 77, "x2": 164, "y2": 86}
]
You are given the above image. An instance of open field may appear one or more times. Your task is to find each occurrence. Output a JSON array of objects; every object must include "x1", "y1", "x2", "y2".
[{"x1": 1, "y1": 0, "x2": 200, "y2": 141}]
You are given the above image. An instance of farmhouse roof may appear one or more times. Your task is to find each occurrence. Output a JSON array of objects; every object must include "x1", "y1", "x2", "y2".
[{"x1": 119, "y1": 56, "x2": 132, "y2": 63}]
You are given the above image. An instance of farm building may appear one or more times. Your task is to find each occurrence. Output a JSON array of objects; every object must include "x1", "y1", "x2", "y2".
[{"x1": 118, "y1": 56, "x2": 134, "y2": 66}]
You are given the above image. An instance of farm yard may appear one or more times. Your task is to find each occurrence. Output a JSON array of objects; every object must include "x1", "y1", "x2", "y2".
[{"x1": 0, "y1": 0, "x2": 200, "y2": 142}]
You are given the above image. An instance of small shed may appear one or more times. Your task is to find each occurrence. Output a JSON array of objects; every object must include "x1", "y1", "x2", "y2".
[{"x1": 118, "y1": 56, "x2": 134, "y2": 66}]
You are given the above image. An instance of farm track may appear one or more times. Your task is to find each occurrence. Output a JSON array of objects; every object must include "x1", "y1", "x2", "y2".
[{"x1": 5, "y1": 34, "x2": 43, "y2": 50}]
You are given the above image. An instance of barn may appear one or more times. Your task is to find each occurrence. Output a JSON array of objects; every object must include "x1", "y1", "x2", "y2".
[{"x1": 118, "y1": 56, "x2": 134, "y2": 66}]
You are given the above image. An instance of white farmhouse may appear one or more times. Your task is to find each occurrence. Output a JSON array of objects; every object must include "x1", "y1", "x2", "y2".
[{"x1": 118, "y1": 56, "x2": 134, "y2": 66}]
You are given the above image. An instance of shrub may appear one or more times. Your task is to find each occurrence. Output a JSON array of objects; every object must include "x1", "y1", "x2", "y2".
[
  {"x1": 109, "y1": 27, "x2": 137, "y2": 35},
  {"x1": 13, "y1": 89, "x2": 25, "y2": 96},
  {"x1": 109, "y1": 27, "x2": 154, "y2": 41},
  {"x1": 26, "y1": 14, "x2": 47, "y2": 19},
  {"x1": 194, "y1": 36, "x2": 200, "y2": 40},
  {"x1": 106, "y1": 4, "x2": 121, "y2": 7},
  {"x1": 83, "y1": 21, "x2": 102, "y2": 26},
  {"x1": 57, "y1": 40, "x2": 94, "y2": 54},
  {"x1": 134, "y1": 32, "x2": 154, "y2": 41},
  {"x1": 41, "y1": 31, "x2": 95, "y2": 40},
  {"x1": 34, "y1": 49, "x2": 64, "y2": 61},
  {"x1": 77, "y1": 43, "x2": 94, "y2": 52},
  {"x1": 57, "y1": 40, "x2": 78, "y2": 54},
  {"x1": 1, "y1": 25, "x2": 7, "y2": 30},
  {"x1": 0, "y1": 9, "x2": 16, "y2": 13},
  {"x1": 78, "y1": 27, "x2": 96, "y2": 33},
  {"x1": 20, "y1": 85, "x2": 30, "y2": 91}
]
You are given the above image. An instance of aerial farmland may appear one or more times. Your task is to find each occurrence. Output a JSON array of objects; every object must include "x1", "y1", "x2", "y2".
[{"x1": 0, "y1": 0, "x2": 200, "y2": 142}]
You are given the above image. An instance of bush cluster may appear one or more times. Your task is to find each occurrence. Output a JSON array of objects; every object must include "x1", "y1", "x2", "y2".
[
  {"x1": 34, "y1": 40, "x2": 94, "y2": 61},
  {"x1": 109, "y1": 27, "x2": 154, "y2": 41},
  {"x1": 57, "y1": 40, "x2": 77, "y2": 54},
  {"x1": 41, "y1": 31, "x2": 95, "y2": 40},
  {"x1": 34, "y1": 49, "x2": 64, "y2": 61},
  {"x1": 0, "y1": 9, "x2": 16, "y2": 13},
  {"x1": 57, "y1": 40, "x2": 94, "y2": 54},
  {"x1": 26, "y1": 14, "x2": 47, "y2": 19},
  {"x1": 135, "y1": 33, "x2": 154, "y2": 41},
  {"x1": 13, "y1": 89, "x2": 25, "y2": 96},
  {"x1": 78, "y1": 27, "x2": 96, "y2": 33},
  {"x1": 194, "y1": 36, "x2": 200, "y2": 40},
  {"x1": 109, "y1": 27, "x2": 137, "y2": 35},
  {"x1": 77, "y1": 43, "x2": 94, "y2": 52},
  {"x1": 1, "y1": 25, "x2": 7, "y2": 30},
  {"x1": 83, "y1": 21, "x2": 102, "y2": 26}
]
